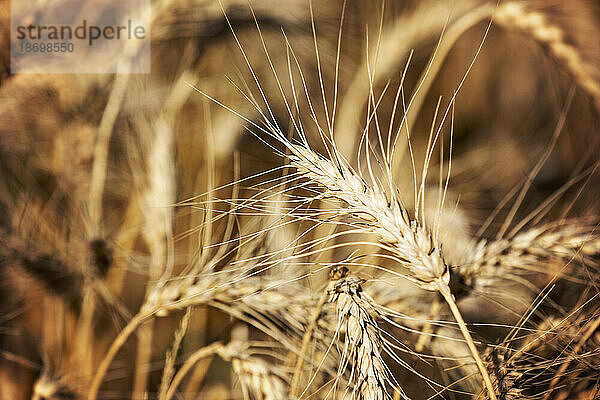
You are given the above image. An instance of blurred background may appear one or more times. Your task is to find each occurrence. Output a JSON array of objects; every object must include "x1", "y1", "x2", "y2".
[{"x1": 0, "y1": 0, "x2": 599, "y2": 399}]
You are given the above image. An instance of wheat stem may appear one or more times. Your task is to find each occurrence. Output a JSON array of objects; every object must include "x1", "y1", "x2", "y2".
[
  {"x1": 165, "y1": 342, "x2": 223, "y2": 400},
  {"x1": 88, "y1": 313, "x2": 146, "y2": 400},
  {"x1": 435, "y1": 279, "x2": 497, "y2": 400}
]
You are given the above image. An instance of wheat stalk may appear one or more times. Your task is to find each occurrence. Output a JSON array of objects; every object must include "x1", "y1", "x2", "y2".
[{"x1": 164, "y1": 342, "x2": 223, "y2": 400}]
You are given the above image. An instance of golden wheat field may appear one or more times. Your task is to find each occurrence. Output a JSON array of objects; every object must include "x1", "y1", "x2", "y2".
[{"x1": 1, "y1": 0, "x2": 600, "y2": 399}]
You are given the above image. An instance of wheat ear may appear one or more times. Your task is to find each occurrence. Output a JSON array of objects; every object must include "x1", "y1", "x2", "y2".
[
  {"x1": 165, "y1": 340, "x2": 291, "y2": 400},
  {"x1": 158, "y1": 307, "x2": 192, "y2": 400},
  {"x1": 218, "y1": 342, "x2": 290, "y2": 400},
  {"x1": 494, "y1": 2, "x2": 600, "y2": 109},
  {"x1": 459, "y1": 222, "x2": 600, "y2": 288},
  {"x1": 88, "y1": 273, "x2": 311, "y2": 400},
  {"x1": 287, "y1": 144, "x2": 497, "y2": 400},
  {"x1": 329, "y1": 275, "x2": 393, "y2": 400}
]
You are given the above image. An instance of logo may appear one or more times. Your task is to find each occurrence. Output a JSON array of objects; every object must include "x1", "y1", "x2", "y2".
[{"x1": 11, "y1": 0, "x2": 151, "y2": 73}]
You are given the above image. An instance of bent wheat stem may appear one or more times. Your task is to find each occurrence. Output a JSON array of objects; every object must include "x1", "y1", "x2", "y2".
[
  {"x1": 165, "y1": 342, "x2": 223, "y2": 400},
  {"x1": 88, "y1": 313, "x2": 147, "y2": 400}
]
